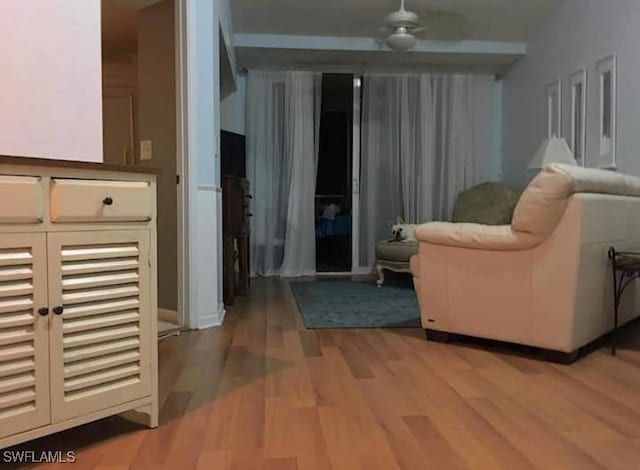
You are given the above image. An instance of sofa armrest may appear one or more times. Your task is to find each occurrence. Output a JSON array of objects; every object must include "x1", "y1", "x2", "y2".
[{"x1": 414, "y1": 222, "x2": 542, "y2": 251}]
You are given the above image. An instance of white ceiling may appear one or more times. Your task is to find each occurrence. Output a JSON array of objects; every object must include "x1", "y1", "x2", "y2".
[{"x1": 232, "y1": 0, "x2": 561, "y2": 42}]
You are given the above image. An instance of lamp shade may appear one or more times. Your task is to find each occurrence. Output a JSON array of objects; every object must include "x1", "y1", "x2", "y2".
[{"x1": 527, "y1": 137, "x2": 578, "y2": 169}]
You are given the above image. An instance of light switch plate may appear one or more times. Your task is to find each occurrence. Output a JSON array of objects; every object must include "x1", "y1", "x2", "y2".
[{"x1": 140, "y1": 140, "x2": 152, "y2": 161}]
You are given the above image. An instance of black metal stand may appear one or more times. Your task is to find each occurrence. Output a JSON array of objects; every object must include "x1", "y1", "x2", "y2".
[{"x1": 608, "y1": 247, "x2": 640, "y2": 355}]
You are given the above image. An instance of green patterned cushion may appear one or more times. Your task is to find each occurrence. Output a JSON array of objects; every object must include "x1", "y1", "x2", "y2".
[
  {"x1": 452, "y1": 182, "x2": 522, "y2": 225},
  {"x1": 376, "y1": 240, "x2": 418, "y2": 262}
]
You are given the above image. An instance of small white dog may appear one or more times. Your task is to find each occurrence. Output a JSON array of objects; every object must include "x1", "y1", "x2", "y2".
[{"x1": 391, "y1": 217, "x2": 418, "y2": 242}]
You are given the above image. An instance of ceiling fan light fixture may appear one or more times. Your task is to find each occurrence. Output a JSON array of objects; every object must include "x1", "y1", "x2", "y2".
[
  {"x1": 386, "y1": 29, "x2": 417, "y2": 51},
  {"x1": 384, "y1": 9, "x2": 419, "y2": 28}
]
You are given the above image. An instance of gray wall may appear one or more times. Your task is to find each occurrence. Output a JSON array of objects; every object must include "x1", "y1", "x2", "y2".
[
  {"x1": 138, "y1": 0, "x2": 177, "y2": 311},
  {"x1": 502, "y1": 0, "x2": 640, "y2": 188},
  {"x1": 221, "y1": 74, "x2": 246, "y2": 134}
]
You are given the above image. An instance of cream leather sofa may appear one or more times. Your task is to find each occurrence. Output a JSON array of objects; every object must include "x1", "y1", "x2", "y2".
[{"x1": 411, "y1": 163, "x2": 640, "y2": 360}]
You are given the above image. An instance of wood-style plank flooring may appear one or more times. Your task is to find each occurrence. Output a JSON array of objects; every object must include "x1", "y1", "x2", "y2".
[{"x1": 9, "y1": 277, "x2": 640, "y2": 469}]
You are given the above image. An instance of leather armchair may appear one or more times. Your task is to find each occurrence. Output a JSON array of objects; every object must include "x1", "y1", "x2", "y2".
[{"x1": 411, "y1": 164, "x2": 640, "y2": 358}]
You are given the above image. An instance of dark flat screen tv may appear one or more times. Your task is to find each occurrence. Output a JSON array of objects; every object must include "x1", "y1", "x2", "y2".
[{"x1": 221, "y1": 130, "x2": 246, "y2": 177}]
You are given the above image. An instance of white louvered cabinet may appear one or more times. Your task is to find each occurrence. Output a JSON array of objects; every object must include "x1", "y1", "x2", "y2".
[
  {"x1": 0, "y1": 234, "x2": 49, "y2": 439},
  {"x1": 0, "y1": 160, "x2": 158, "y2": 450},
  {"x1": 47, "y1": 231, "x2": 151, "y2": 422}
]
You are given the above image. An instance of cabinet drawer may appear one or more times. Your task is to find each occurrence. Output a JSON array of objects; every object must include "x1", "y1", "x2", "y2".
[
  {"x1": 50, "y1": 179, "x2": 152, "y2": 223},
  {"x1": 0, "y1": 175, "x2": 43, "y2": 224}
]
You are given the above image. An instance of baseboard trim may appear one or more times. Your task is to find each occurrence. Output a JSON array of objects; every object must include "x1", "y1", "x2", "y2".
[
  {"x1": 351, "y1": 266, "x2": 376, "y2": 276},
  {"x1": 197, "y1": 303, "x2": 226, "y2": 329},
  {"x1": 158, "y1": 308, "x2": 178, "y2": 323}
]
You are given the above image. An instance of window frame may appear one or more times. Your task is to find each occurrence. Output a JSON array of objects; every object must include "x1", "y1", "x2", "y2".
[
  {"x1": 569, "y1": 69, "x2": 587, "y2": 166},
  {"x1": 545, "y1": 79, "x2": 562, "y2": 139},
  {"x1": 596, "y1": 54, "x2": 617, "y2": 169}
]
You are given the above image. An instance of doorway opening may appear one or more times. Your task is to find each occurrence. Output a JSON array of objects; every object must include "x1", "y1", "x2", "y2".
[
  {"x1": 315, "y1": 73, "x2": 354, "y2": 273},
  {"x1": 101, "y1": 0, "x2": 182, "y2": 335}
]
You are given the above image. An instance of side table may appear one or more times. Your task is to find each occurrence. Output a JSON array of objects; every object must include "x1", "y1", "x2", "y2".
[{"x1": 608, "y1": 247, "x2": 640, "y2": 355}]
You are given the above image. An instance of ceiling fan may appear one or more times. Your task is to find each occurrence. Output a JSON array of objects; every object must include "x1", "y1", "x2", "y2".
[
  {"x1": 379, "y1": 0, "x2": 471, "y2": 52},
  {"x1": 381, "y1": 0, "x2": 424, "y2": 51}
]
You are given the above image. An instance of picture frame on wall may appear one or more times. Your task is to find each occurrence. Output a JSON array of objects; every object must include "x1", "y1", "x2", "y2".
[
  {"x1": 569, "y1": 69, "x2": 587, "y2": 166},
  {"x1": 596, "y1": 54, "x2": 617, "y2": 169},
  {"x1": 545, "y1": 79, "x2": 562, "y2": 138}
]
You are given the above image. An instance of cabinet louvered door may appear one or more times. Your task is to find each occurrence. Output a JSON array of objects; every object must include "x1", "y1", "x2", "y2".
[
  {"x1": 0, "y1": 233, "x2": 49, "y2": 439},
  {"x1": 47, "y1": 231, "x2": 151, "y2": 422}
]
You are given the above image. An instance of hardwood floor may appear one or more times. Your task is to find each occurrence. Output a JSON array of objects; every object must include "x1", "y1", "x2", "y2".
[{"x1": 8, "y1": 277, "x2": 640, "y2": 469}]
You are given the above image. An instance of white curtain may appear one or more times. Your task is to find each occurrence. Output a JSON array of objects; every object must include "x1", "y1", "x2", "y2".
[
  {"x1": 247, "y1": 71, "x2": 321, "y2": 277},
  {"x1": 359, "y1": 73, "x2": 498, "y2": 268}
]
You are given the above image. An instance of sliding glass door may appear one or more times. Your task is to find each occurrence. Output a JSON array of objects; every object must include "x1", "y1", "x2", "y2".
[
  {"x1": 351, "y1": 76, "x2": 363, "y2": 273},
  {"x1": 315, "y1": 74, "x2": 354, "y2": 273},
  {"x1": 313, "y1": 73, "x2": 365, "y2": 274}
]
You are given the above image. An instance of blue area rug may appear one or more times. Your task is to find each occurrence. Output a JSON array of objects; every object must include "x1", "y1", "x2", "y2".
[{"x1": 290, "y1": 280, "x2": 421, "y2": 329}]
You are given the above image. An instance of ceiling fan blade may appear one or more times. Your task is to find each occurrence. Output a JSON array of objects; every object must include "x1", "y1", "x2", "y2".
[{"x1": 374, "y1": 25, "x2": 391, "y2": 48}]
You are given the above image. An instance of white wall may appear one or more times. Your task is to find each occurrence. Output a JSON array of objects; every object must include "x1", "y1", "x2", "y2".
[
  {"x1": 181, "y1": 0, "x2": 236, "y2": 329},
  {"x1": 103, "y1": 62, "x2": 138, "y2": 91},
  {"x1": 219, "y1": 0, "x2": 233, "y2": 40},
  {"x1": 102, "y1": 62, "x2": 138, "y2": 165},
  {"x1": 503, "y1": 0, "x2": 640, "y2": 188},
  {"x1": 218, "y1": 0, "x2": 236, "y2": 78},
  {"x1": 220, "y1": 75, "x2": 247, "y2": 134},
  {"x1": 0, "y1": 1, "x2": 103, "y2": 161},
  {"x1": 138, "y1": 0, "x2": 178, "y2": 312}
]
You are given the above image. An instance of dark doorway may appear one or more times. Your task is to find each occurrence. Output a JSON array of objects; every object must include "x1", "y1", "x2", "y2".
[{"x1": 315, "y1": 73, "x2": 354, "y2": 272}]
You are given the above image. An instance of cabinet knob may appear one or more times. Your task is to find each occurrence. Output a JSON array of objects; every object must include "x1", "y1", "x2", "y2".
[
  {"x1": 103, "y1": 197, "x2": 114, "y2": 206},
  {"x1": 246, "y1": 194, "x2": 253, "y2": 199},
  {"x1": 53, "y1": 306, "x2": 64, "y2": 316},
  {"x1": 38, "y1": 307, "x2": 49, "y2": 317},
  {"x1": 247, "y1": 213, "x2": 253, "y2": 217}
]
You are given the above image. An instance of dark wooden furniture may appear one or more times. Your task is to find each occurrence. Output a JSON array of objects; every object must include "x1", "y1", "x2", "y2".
[
  {"x1": 222, "y1": 176, "x2": 251, "y2": 305},
  {"x1": 608, "y1": 247, "x2": 640, "y2": 354}
]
